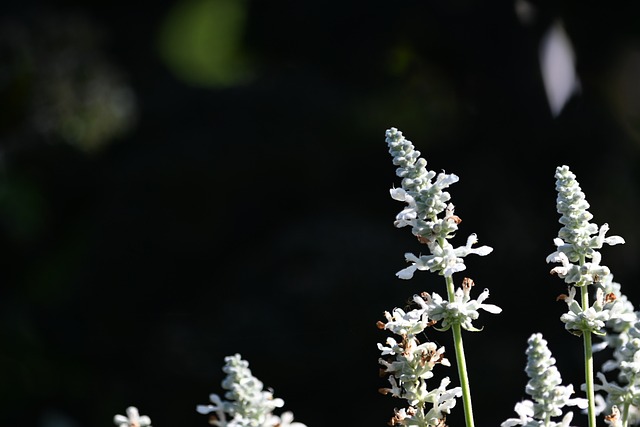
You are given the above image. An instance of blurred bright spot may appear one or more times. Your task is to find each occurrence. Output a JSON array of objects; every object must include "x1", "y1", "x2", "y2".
[
  {"x1": 0, "y1": 14, "x2": 138, "y2": 153},
  {"x1": 539, "y1": 20, "x2": 581, "y2": 117},
  {"x1": 514, "y1": 0, "x2": 537, "y2": 27},
  {"x1": 157, "y1": 0, "x2": 252, "y2": 88},
  {"x1": 42, "y1": 70, "x2": 138, "y2": 153}
]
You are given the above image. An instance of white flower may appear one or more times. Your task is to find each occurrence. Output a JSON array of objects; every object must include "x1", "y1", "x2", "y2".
[
  {"x1": 276, "y1": 411, "x2": 306, "y2": 427},
  {"x1": 114, "y1": 406, "x2": 152, "y2": 427},
  {"x1": 501, "y1": 400, "x2": 535, "y2": 427},
  {"x1": 396, "y1": 236, "x2": 492, "y2": 280},
  {"x1": 380, "y1": 305, "x2": 430, "y2": 337},
  {"x1": 559, "y1": 287, "x2": 611, "y2": 336},
  {"x1": 549, "y1": 252, "x2": 582, "y2": 284},
  {"x1": 197, "y1": 393, "x2": 228, "y2": 426},
  {"x1": 419, "y1": 281, "x2": 501, "y2": 331},
  {"x1": 390, "y1": 187, "x2": 419, "y2": 228},
  {"x1": 423, "y1": 377, "x2": 462, "y2": 423}
]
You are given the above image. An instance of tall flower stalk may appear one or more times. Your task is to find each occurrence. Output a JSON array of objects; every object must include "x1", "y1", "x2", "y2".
[
  {"x1": 546, "y1": 165, "x2": 625, "y2": 427},
  {"x1": 382, "y1": 127, "x2": 501, "y2": 427}
]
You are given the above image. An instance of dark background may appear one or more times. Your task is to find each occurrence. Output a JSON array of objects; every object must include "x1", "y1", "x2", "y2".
[{"x1": 3, "y1": 1, "x2": 640, "y2": 426}]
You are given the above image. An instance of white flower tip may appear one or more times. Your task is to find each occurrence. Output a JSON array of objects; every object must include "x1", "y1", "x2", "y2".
[
  {"x1": 483, "y1": 304, "x2": 502, "y2": 314},
  {"x1": 389, "y1": 187, "x2": 406, "y2": 201},
  {"x1": 196, "y1": 405, "x2": 214, "y2": 414},
  {"x1": 476, "y1": 246, "x2": 493, "y2": 256},
  {"x1": 396, "y1": 267, "x2": 415, "y2": 280},
  {"x1": 545, "y1": 253, "x2": 559, "y2": 263},
  {"x1": 605, "y1": 236, "x2": 625, "y2": 245},
  {"x1": 569, "y1": 397, "x2": 589, "y2": 409},
  {"x1": 404, "y1": 252, "x2": 419, "y2": 262}
]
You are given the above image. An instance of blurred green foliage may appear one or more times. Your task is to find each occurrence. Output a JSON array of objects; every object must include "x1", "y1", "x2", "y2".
[{"x1": 157, "y1": 0, "x2": 253, "y2": 88}]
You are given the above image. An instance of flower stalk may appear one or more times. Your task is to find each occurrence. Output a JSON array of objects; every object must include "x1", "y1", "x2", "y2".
[
  {"x1": 382, "y1": 127, "x2": 500, "y2": 427},
  {"x1": 547, "y1": 165, "x2": 626, "y2": 427},
  {"x1": 446, "y1": 275, "x2": 474, "y2": 427},
  {"x1": 581, "y1": 284, "x2": 597, "y2": 427}
]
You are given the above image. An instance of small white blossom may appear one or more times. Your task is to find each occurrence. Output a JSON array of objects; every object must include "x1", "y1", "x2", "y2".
[
  {"x1": 501, "y1": 400, "x2": 537, "y2": 427},
  {"x1": 114, "y1": 406, "x2": 152, "y2": 427},
  {"x1": 274, "y1": 411, "x2": 306, "y2": 427},
  {"x1": 380, "y1": 304, "x2": 430, "y2": 337},
  {"x1": 396, "y1": 236, "x2": 493, "y2": 279},
  {"x1": 559, "y1": 287, "x2": 611, "y2": 336},
  {"x1": 418, "y1": 279, "x2": 501, "y2": 332},
  {"x1": 423, "y1": 377, "x2": 463, "y2": 424}
]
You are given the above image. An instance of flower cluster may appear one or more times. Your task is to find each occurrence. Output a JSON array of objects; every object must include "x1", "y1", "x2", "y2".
[
  {"x1": 595, "y1": 316, "x2": 640, "y2": 424},
  {"x1": 196, "y1": 354, "x2": 306, "y2": 427},
  {"x1": 385, "y1": 127, "x2": 493, "y2": 279},
  {"x1": 382, "y1": 128, "x2": 502, "y2": 427},
  {"x1": 547, "y1": 165, "x2": 625, "y2": 336},
  {"x1": 378, "y1": 298, "x2": 462, "y2": 427},
  {"x1": 417, "y1": 278, "x2": 502, "y2": 332},
  {"x1": 502, "y1": 333, "x2": 587, "y2": 427},
  {"x1": 547, "y1": 166, "x2": 625, "y2": 264}
]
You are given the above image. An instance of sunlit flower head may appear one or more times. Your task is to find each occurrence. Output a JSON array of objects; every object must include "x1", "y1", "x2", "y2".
[
  {"x1": 114, "y1": 406, "x2": 152, "y2": 427},
  {"x1": 196, "y1": 354, "x2": 305, "y2": 427}
]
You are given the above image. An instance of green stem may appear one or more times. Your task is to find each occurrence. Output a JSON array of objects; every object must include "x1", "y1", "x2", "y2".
[
  {"x1": 580, "y1": 284, "x2": 596, "y2": 427},
  {"x1": 445, "y1": 275, "x2": 475, "y2": 427},
  {"x1": 622, "y1": 401, "x2": 630, "y2": 427}
]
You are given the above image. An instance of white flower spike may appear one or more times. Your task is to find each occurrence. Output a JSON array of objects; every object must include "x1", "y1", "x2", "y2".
[
  {"x1": 196, "y1": 354, "x2": 305, "y2": 427},
  {"x1": 386, "y1": 128, "x2": 493, "y2": 279},
  {"x1": 502, "y1": 333, "x2": 586, "y2": 427},
  {"x1": 382, "y1": 128, "x2": 500, "y2": 427}
]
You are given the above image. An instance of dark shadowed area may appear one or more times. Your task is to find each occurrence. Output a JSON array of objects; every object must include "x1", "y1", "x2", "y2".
[{"x1": 3, "y1": 1, "x2": 640, "y2": 427}]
